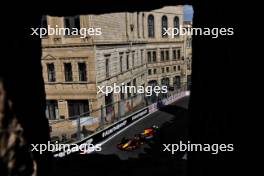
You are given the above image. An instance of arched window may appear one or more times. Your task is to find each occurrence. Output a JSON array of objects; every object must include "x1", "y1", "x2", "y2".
[
  {"x1": 64, "y1": 16, "x2": 80, "y2": 35},
  {"x1": 161, "y1": 16, "x2": 168, "y2": 37},
  {"x1": 41, "y1": 16, "x2": 48, "y2": 37},
  {"x1": 174, "y1": 16, "x2": 180, "y2": 36},
  {"x1": 41, "y1": 16, "x2": 48, "y2": 29},
  {"x1": 148, "y1": 15, "x2": 155, "y2": 38}
]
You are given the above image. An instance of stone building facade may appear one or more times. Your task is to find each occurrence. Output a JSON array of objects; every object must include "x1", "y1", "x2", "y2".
[
  {"x1": 41, "y1": 6, "x2": 191, "y2": 120},
  {"x1": 183, "y1": 21, "x2": 192, "y2": 90}
]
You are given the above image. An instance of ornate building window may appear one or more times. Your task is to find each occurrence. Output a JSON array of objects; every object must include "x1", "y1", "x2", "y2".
[
  {"x1": 148, "y1": 15, "x2": 155, "y2": 38},
  {"x1": 161, "y1": 16, "x2": 168, "y2": 37},
  {"x1": 174, "y1": 16, "x2": 180, "y2": 36}
]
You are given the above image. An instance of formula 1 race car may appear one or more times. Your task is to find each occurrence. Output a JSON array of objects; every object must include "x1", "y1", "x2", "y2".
[
  {"x1": 117, "y1": 125, "x2": 159, "y2": 151},
  {"x1": 140, "y1": 125, "x2": 159, "y2": 140},
  {"x1": 117, "y1": 136, "x2": 141, "y2": 151}
]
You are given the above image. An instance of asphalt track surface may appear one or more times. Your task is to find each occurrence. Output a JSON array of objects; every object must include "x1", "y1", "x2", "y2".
[
  {"x1": 53, "y1": 96, "x2": 189, "y2": 176},
  {"x1": 98, "y1": 96, "x2": 190, "y2": 160}
]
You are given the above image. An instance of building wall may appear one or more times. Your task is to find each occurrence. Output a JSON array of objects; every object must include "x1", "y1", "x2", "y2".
[
  {"x1": 41, "y1": 5, "x2": 191, "y2": 120},
  {"x1": 143, "y1": 6, "x2": 186, "y2": 87},
  {"x1": 183, "y1": 22, "x2": 192, "y2": 78},
  {"x1": 144, "y1": 6, "x2": 184, "y2": 41},
  {"x1": 95, "y1": 45, "x2": 147, "y2": 109},
  {"x1": 145, "y1": 43, "x2": 186, "y2": 87},
  {"x1": 42, "y1": 46, "x2": 97, "y2": 119},
  {"x1": 89, "y1": 13, "x2": 128, "y2": 43}
]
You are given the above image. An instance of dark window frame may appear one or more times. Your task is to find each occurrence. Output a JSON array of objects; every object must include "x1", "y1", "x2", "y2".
[
  {"x1": 147, "y1": 51, "x2": 152, "y2": 63},
  {"x1": 78, "y1": 62, "x2": 87, "y2": 82},
  {"x1": 173, "y1": 50, "x2": 177, "y2": 60},
  {"x1": 64, "y1": 16, "x2": 81, "y2": 35},
  {"x1": 68, "y1": 100, "x2": 89, "y2": 117},
  {"x1": 148, "y1": 14, "x2": 155, "y2": 38},
  {"x1": 161, "y1": 15, "x2": 168, "y2": 38},
  {"x1": 46, "y1": 100, "x2": 58, "y2": 120},
  {"x1": 177, "y1": 50, "x2": 181, "y2": 60},
  {"x1": 148, "y1": 69, "x2": 152, "y2": 75},
  {"x1": 64, "y1": 63, "x2": 73, "y2": 82},
  {"x1": 160, "y1": 50, "x2": 165, "y2": 61},
  {"x1": 165, "y1": 50, "x2": 170, "y2": 60},
  {"x1": 47, "y1": 63, "x2": 56, "y2": 82},
  {"x1": 174, "y1": 16, "x2": 180, "y2": 36},
  {"x1": 105, "y1": 57, "x2": 110, "y2": 78},
  {"x1": 152, "y1": 51, "x2": 157, "y2": 62},
  {"x1": 127, "y1": 82, "x2": 131, "y2": 98},
  {"x1": 126, "y1": 53, "x2": 130, "y2": 70},
  {"x1": 41, "y1": 16, "x2": 48, "y2": 37}
]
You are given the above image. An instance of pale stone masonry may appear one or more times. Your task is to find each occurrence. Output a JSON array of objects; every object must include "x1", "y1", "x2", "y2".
[
  {"x1": 183, "y1": 21, "x2": 192, "y2": 89},
  {"x1": 41, "y1": 6, "x2": 192, "y2": 120}
]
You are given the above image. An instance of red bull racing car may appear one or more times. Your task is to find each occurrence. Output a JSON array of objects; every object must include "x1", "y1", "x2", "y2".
[
  {"x1": 117, "y1": 125, "x2": 159, "y2": 151},
  {"x1": 140, "y1": 125, "x2": 159, "y2": 140}
]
